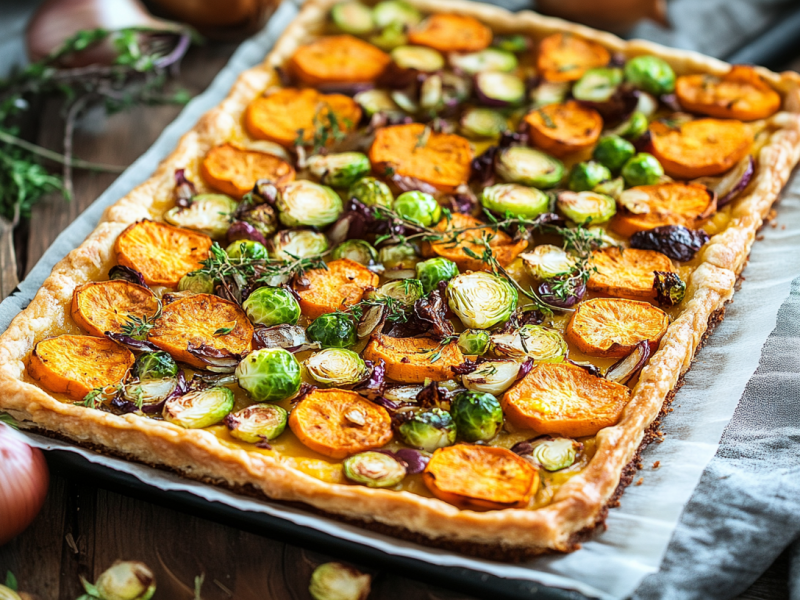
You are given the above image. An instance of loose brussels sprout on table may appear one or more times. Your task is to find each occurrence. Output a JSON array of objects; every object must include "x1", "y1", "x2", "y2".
[
  {"x1": 450, "y1": 390, "x2": 503, "y2": 442},
  {"x1": 457, "y1": 329, "x2": 490, "y2": 356},
  {"x1": 226, "y1": 240, "x2": 268, "y2": 260},
  {"x1": 481, "y1": 183, "x2": 550, "y2": 219},
  {"x1": 593, "y1": 135, "x2": 636, "y2": 172},
  {"x1": 133, "y1": 351, "x2": 178, "y2": 381},
  {"x1": 557, "y1": 191, "x2": 617, "y2": 224},
  {"x1": 495, "y1": 146, "x2": 564, "y2": 189},
  {"x1": 226, "y1": 403, "x2": 288, "y2": 443},
  {"x1": 572, "y1": 67, "x2": 623, "y2": 103},
  {"x1": 277, "y1": 180, "x2": 343, "y2": 228},
  {"x1": 568, "y1": 162, "x2": 612, "y2": 193},
  {"x1": 530, "y1": 437, "x2": 581, "y2": 471},
  {"x1": 369, "y1": 278, "x2": 425, "y2": 307},
  {"x1": 459, "y1": 107, "x2": 508, "y2": 139},
  {"x1": 331, "y1": 1, "x2": 375, "y2": 35},
  {"x1": 521, "y1": 245, "x2": 576, "y2": 280},
  {"x1": 163, "y1": 387, "x2": 234, "y2": 429},
  {"x1": 397, "y1": 407, "x2": 456, "y2": 452},
  {"x1": 393, "y1": 191, "x2": 442, "y2": 227},
  {"x1": 164, "y1": 194, "x2": 236, "y2": 238},
  {"x1": 447, "y1": 271, "x2": 518, "y2": 329},
  {"x1": 449, "y1": 48, "x2": 518, "y2": 74},
  {"x1": 243, "y1": 286, "x2": 301, "y2": 327},
  {"x1": 271, "y1": 230, "x2": 329, "y2": 262},
  {"x1": 309, "y1": 562, "x2": 372, "y2": 600},
  {"x1": 332, "y1": 240, "x2": 380, "y2": 269},
  {"x1": 391, "y1": 45, "x2": 444, "y2": 72},
  {"x1": 94, "y1": 561, "x2": 156, "y2": 600},
  {"x1": 343, "y1": 451, "x2": 407, "y2": 487},
  {"x1": 235, "y1": 348, "x2": 302, "y2": 402},
  {"x1": 622, "y1": 152, "x2": 664, "y2": 187},
  {"x1": 415, "y1": 257, "x2": 458, "y2": 294},
  {"x1": 490, "y1": 325, "x2": 567, "y2": 362},
  {"x1": 178, "y1": 272, "x2": 215, "y2": 294},
  {"x1": 306, "y1": 313, "x2": 358, "y2": 348},
  {"x1": 624, "y1": 55, "x2": 676, "y2": 96},
  {"x1": 461, "y1": 359, "x2": 521, "y2": 395},
  {"x1": 307, "y1": 152, "x2": 372, "y2": 189},
  {"x1": 305, "y1": 348, "x2": 369, "y2": 387},
  {"x1": 348, "y1": 176, "x2": 394, "y2": 208}
]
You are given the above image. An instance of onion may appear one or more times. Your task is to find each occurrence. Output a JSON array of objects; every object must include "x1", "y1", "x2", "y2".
[
  {"x1": 693, "y1": 156, "x2": 755, "y2": 208},
  {"x1": 0, "y1": 424, "x2": 49, "y2": 545}
]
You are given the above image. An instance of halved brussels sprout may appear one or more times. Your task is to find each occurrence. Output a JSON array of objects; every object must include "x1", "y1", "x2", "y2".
[
  {"x1": 495, "y1": 147, "x2": 564, "y2": 189},
  {"x1": 390, "y1": 90, "x2": 419, "y2": 113},
  {"x1": 457, "y1": 329, "x2": 490, "y2": 356},
  {"x1": 449, "y1": 48, "x2": 518, "y2": 74},
  {"x1": 354, "y1": 89, "x2": 402, "y2": 118},
  {"x1": 123, "y1": 378, "x2": 177, "y2": 407},
  {"x1": 178, "y1": 272, "x2": 215, "y2": 294},
  {"x1": 521, "y1": 245, "x2": 576, "y2": 280},
  {"x1": 373, "y1": 0, "x2": 421, "y2": 27},
  {"x1": 369, "y1": 22, "x2": 408, "y2": 51},
  {"x1": 609, "y1": 110, "x2": 649, "y2": 140},
  {"x1": 393, "y1": 191, "x2": 442, "y2": 227},
  {"x1": 391, "y1": 45, "x2": 444, "y2": 72},
  {"x1": 240, "y1": 203, "x2": 278, "y2": 238},
  {"x1": 379, "y1": 244, "x2": 420, "y2": 270},
  {"x1": 226, "y1": 240, "x2": 268, "y2": 260},
  {"x1": 383, "y1": 384, "x2": 424, "y2": 403},
  {"x1": 459, "y1": 107, "x2": 508, "y2": 139},
  {"x1": 331, "y1": 1, "x2": 374, "y2": 35},
  {"x1": 530, "y1": 437, "x2": 581, "y2": 471},
  {"x1": 163, "y1": 387, "x2": 234, "y2": 429},
  {"x1": 593, "y1": 177, "x2": 624, "y2": 199},
  {"x1": 481, "y1": 183, "x2": 549, "y2": 219},
  {"x1": 271, "y1": 230, "x2": 329, "y2": 262},
  {"x1": 593, "y1": 135, "x2": 636, "y2": 172},
  {"x1": 572, "y1": 67, "x2": 623, "y2": 103},
  {"x1": 530, "y1": 81, "x2": 570, "y2": 108},
  {"x1": 164, "y1": 194, "x2": 236, "y2": 239},
  {"x1": 475, "y1": 72, "x2": 526, "y2": 106},
  {"x1": 305, "y1": 348, "x2": 368, "y2": 386},
  {"x1": 307, "y1": 153, "x2": 372, "y2": 189},
  {"x1": 654, "y1": 271, "x2": 686, "y2": 307},
  {"x1": 306, "y1": 313, "x2": 358, "y2": 348},
  {"x1": 493, "y1": 33, "x2": 528, "y2": 54},
  {"x1": 343, "y1": 451, "x2": 407, "y2": 488},
  {"x1": 94, "y1": 561, "x2": 156, "y2": 600},
  {"x1": 568, "y1": 162, "x2": 612, "y2": 193},
  {"x1": 415, "y1": 257, "x2": 458, "y2": 294},
  {"x1": 397, "y1": 408, "x2": 456, "y2": 452},
  {"x1": 277, "y1": 181, "x2": 344, "y2": 228},
  {"x1": 557, "y1": 191, "x2": 617, "y2": 224},
  {"x1": 369, "y1": 278, "x2": 425, "y2": 307},
  {"x1": 622, "y1": 152, "x2": 664, "y2": 187},
  {"x1": 624, "y1": 55, "x2": 675, "y2": 96},
  {"x1": 447, "y1": 272, "x2": 518, "y2": 329},
  {"x1": 490, "y1": 325, "x2": 567, "y2": 362},
  {"x1": 235, "y1": 348, "x2": 302, "y2": 402},
  {"x1": 0, "y1": 586, "x2": 21, "y2": 600},
  {"x1": 226, "y1": 403, "x2": 288, "y2": 443},
  {"x1": 243, "y1": 286, "x2": 301, "y2": 327},
  {"x1": 348, "y1": 176, "x2": 394, "y2": 208},
  {"x1": 332, "y1": 240, "x2": 380, "y2": 269},
  {"x1": 133, "y1": 351, "x2": 178, "y2": 381},
  {"x1": 309, "y1": 562, "x2": 372, "y2": 600},
  {"x1": 461, "y1": 359, "x2": 520, "y2": 395},
  {"x1": 450, "y1": 390, "x2": 503, "y2": 442}
]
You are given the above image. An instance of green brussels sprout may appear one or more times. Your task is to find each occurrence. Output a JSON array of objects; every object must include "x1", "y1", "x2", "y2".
[
  {"x1": 447, "y1": 272, "x2": 518, "y2": 329},
  {"x1": 178, "y1": 272, "x2": 215, "y2": 294},
  {"x1": 332, "y1": 240, "x2": 380, "y2": 268},
  {"x1": 379, "y1": 244, "x2": 420, "y2": 271},
  {"x1": 593, "y1": 135, "x2": 636, "y2": 172},
  {"x1": 240, "y1": 203, "x2": 279, "y2": 238},
  {"x1": 568, "y1": 162, "x2": 612, "y2": 193},
  {"x1": 572, "y1": 67, "x2": 623, "y2": 103},
  {"x1": 556, "y1": 191, "x2": 617, "y2": 224},
  {"x1": 309, "y1": 562, "x2": 372, "y2": 600},
  {"x1": 306, "y1": 313, "x2": 358, "y2": 348},
  {"x1": 94, "y1": 561, "x2": 156, "y2": 600},
  {"x1": 461, "y1": 359, "x2": 520, "y2": 395},
  {"x1": 457, "y1": 329, "x2": 490, "y2": 355},
  {"x1": 393, "y1": 191, "x2": 442, "y2": 227},
  {"x1": 373, "y1": 0, "x2": 421, "y2": 27},
  {"x1": 391, "y1": 45, "x2": 444, "y2": 72},
  {"x1": 277, "y1": 180, "x2": 344, "y2": 228},
  {"x1": 369, "y1": 278, "x2": 425, "y2": 307},
  {"x1": 348, "y1": 176, "x2": 394, "y2": 208},
  {"x1": 163, "y1": 387, "x2": 234, "y2": 429},
  {"x1": 622, "y1": 152, "x2": 664, "y2": 187},
  {"x1": 530, "y1": 437, "x2": 581, "y2": 471},
  {"x1": 305, "y1": 348, "x2": 368, "y2": 386},
  {"x1": 448, "y1": 48, "x2": 517, "y2": 74},
  {"x1": 307, "y1": 152, "x2": 372, "y2": 188},
  {"x1": 481, "y1": 183, "x2": 550, "y2": 219},
  {"x1": 593, "y1": 177, "x2": 624, "y2": 199},
  {"x1": 459, "y1": 107, "x2": 508, "y2": 139},
  {"x1": 235, "y1": 348, "x2": 302, "y2": 402},
  {"x1": 415, "y1": 257, "x2": 458, "y2": 294},
  {"x1": 397, "y1": 408, "x2": 456, "y2": 452},
  {"x1": 0, "y1": 586, "x2": 21, "y2": 600},
  {"x1": 450, "y1": 391, "x2": 503, "y2": 442},
  {"x1": 133, "y1": 351, "x2": 178, "y2": 381},
  {"x1": 493, "y1": 33, "x2": 529, "y2": 54},
  {"x1": 225, "y1": 403, "x2": 288, "y2": 443},
  {"x1": 624, "y1": 55, "x2": 676, "y2": 96},
  {"x1": 343, "y1": 451, "x2": 407, "y2": 488},
  {"x1": 368, "y1": 21, "x2": 407, "y2": 51},
  {"x1": 495, "y1": 146, "x2": 564, "y2": 189},
  {"x1": 164, "y1": 194, "x2": 236, "y2": 238},
  {"x1": 612, "y1": 111, "x2": 649, "y2": 140},
  {"x1": 122, "y1": 378, "x2": 178, "y2": 408},
  {"x1": 653, "y1": 271, "x2": 686, "y2": 307},
  {"x1": 331, "y1": 1, "x2": 374, "y2": 35},
  {"x1": 530, "y1": 81, "x2": 570, "y2": 108},
  {"x1": 520, "y1": 245, "x2": 576, "y2": 280},
  {"x1": 490, "y1": 325, "x2": 567, "y2": 362},
  {"x1": 226, "y1": 240, "x2": 268, "y2": 260},
  {"x1": 354, "y1": 89, "x2": 402, "y2": 118},
  {"x1": 243, "y1": 286, "x2": 301, "y2": 327},
  {"x1": 271, "y1": 230, "x2": 329, "y2": 262}
]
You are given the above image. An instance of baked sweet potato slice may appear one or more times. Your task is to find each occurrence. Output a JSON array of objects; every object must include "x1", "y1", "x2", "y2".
[
  {"x1": 537, "y1": 33, "x2": 611, "y2": 82},
  {"x1": 423, "y1": 445, "x2": 539, "y2": 510},
  {"x1": 565, "y1": 297, "x2": 669, "y2": 358},
  {"x1": 289, "y1": 35, "x2": 391, "y2": 85},
  {"x1": 369, "y1": 123, "x2": 472, "y2": 192},
  {"x1": 428, "y1": 213, "x2": 527, "y2": 272},
  {"x1": 675, "y1": 65, "x2": 781, "y2": 121},
  {"x1": 610, "y1": 182, "x2": 717, "y2": 237},
  {"x1": 407, "y1": 14, "x2": 492, "y2": 53},
  {"x1": 288, "y1": 388, "x2": 392, "y2": 459},
  {"x1": 524, "y1": 101, "x2": 603, "y2": 157},
  {"x1": 501, "y1": 362, "x2": 630, "y2": 437},
  {"x1": 587, "y1": 247, "x2": 675, "y2": 300},
  {"x1": 148, "y1": 294, "x2": 253, "y2": 368},
  {"x1": 293, "y1": 259, "x2": 378, "y2": 320},
  {"x1": 363, "y1": 335, "x2": 464, "y2": 384},
  {"x1": 649, "y1": 118, "x2": 753, "y2": 179},
  {"x1": 200, "y1": 143, "x2": 295, "y2": 198},
  {"x1": 71, "y1": 280, "x2": 160, "y2": 338},
  {"x1": 28, "y1": 335, "x2": 134, "y2": 400},
  {"x1": 244, "y1": 88, "x2": 362, "y2": 149},
  {"x1": 115, "y1": 220, "x2": 212, "y2": 288}
]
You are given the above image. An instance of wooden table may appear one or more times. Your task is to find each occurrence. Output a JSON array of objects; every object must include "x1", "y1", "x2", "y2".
[{"x1": 0, "y1": 38, "x2": 791, "y2": 600}]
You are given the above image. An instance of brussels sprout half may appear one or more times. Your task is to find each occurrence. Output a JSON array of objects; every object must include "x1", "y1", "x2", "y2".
[
  {"x1": 271, "y1": 230, "x2": 329, "y2": 262},
  {"x1": 95, "y1": 561, "x2": 156, "y2": 600},
  {"x1": 226, "y1": 240, "x2": 268, "y2": 260},
  {"x1": 178, "y1": 272, "x2": 215, "y2": 294},
  {"x1": 369, "y1": 278, "x2": 425, "y2": 307},
  {"x1": 447, "y1": 272, "x2": 518, "y2": 330},
  {"x1": 521, "y1": 245, "x2": 577, "y2": 280},
  {"x1": 354, "y1": 89, "x2": 402, "y2": 118},
  {"x1": 572, "y1": 67, "x2": 623, "y2": 103},
  {"x1": 277, "y1": 180, "x2": 344, "y2": 228},
  {"x1": 475, "y1": 72, "x2": 526, "y2": 106},
  {"x1": 393, "y1": 191, "x2": 442, "y2": 227},
  {"x1": 133, "y1": 351, "x2": 178, "y2": 381},
  {"x1": 343, "y1": 451, "x2": 407, "y2": 487},
  {"x1": 622, "y1": 153, "x2": 664, "y2": 187},
  {"x1": 495, "y1": 146, "x2": 564, "y2": 189},
  {"x1": 397, "y1": 408, "x2": 456, "y2": 452},
  {"x1": 373, "y1": 0, "x2": 421, "y2": 28},
  {"x1": 415, "y1": 257, "x2": 458, "y2": 294},
  {"x1": 530, "y1": 81, "x2": 570, "y2": 108},
  {"x1": 593, "y1": 135, "x2": 636, "y2": 172},
  {"x1": 243, "y1": 286, "x2": 301, "y2": 327},
  {"x1": 481, "y1": 183, "x2": 549, "y2": 219},
  {"x1": 348, "y1": 176, "x2": 394, "y2": 208},
  {"x1": 226, "y1": 403, "x2": 288, "y2": 443},
  {"x1": 369, "y1": 21, "x2": 408, "y2": 51},
  {"x1": 309, "y1": 562, "x2": 372, "y2": 600},
  {"x1": 332, "y1": 240, "x2": 380, "y2": 269},
  {"x1": 307, "y1": 152, "x2": 372, "y2": 189},
  {"x1": 163, "y1": 387, "x2": 235, "y2": 429},
  {"x1": 609, "y1": 110, "x2": 649, "y2": 140},
  {"x1": 490, "y1": 325, "x2": 567, "y2": 362},
  {"x1": 164, "y1": 194, "x2": 236, "y2": 238},
  {"x1": 450, "y1": 391, "x2": 503, "y2": 442},
  {"x1": 391, "y1": 45, "x2": 444, "y2": 72},
  {"x1": 123, "y1": 378, "x2": 178, "y2": 409},
  {"x1": 240, "y1": 203, "x2": 279, "y2": 239},
  {"x1": 459, "y1": 107, "x2": 508, "y2": 139},
  {"x1": 461, "y1": 359, "x2": 521, "y2": 395},
  {"x1": 449, "y1": 48, "x2": 518, "y2": 74},
  {"x1": 530, "y1": 437, "x2": 581, "y2": 471},
  {"x1": 624, "y1": 55, "x2": 676, "y2": 96},
  {"x1": 331, "y1": 1, "x2": 375, "y2": 35},
  {"x1": 307, "y1": 313, "x2": 358, "y2": 348},
  {"x1": 568, "y1": 162, "x2": 612, "y2": 193},
  {"x1": 235, "y1": 348, "x2": 302, "y2": 402},
  {"x1": 557, "y1": 191, "x2": 617, "y2": 225},
  {"x1": 457, "y1": 329, "x2": 490, "y2": 356},
  {"x1": 305, "y1": 348, "x2": 369, "y2": 387},
  {"x1": 379, "y1": 244, "x2": 420, "y2": 271}
]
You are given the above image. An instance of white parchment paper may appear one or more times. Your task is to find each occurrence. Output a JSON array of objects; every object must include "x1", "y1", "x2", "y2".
[{"x1": 3, "y1": 3, "x2": 800, "y2": 598}]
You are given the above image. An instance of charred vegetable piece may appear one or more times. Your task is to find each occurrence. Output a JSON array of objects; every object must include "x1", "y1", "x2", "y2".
[
  {"x1": 457, "y1": 329, "x2": 490, "y2": 356},
  {"x1": 676, "y1": 65, "x2": 781, "y2": 121},
  {"x1": 495, "y1": 146, "x2": 564, "y2": 189},
  {"x1": 343, "y1": 451, "x2": 406, "y2": 487},
  {"x1": 307, "y1": 152, "x2": 371, "y2": 189},
  {"x1": 629, "y1": 224, "x2": 710, "y2": 262},
  {"x1": 305, "y1": 348, "x2": 368, "y2": 386},
  {"x1": 201, "y1": 144, "x2": 295, "y2": 199},
  {"x1": 491, "y1": 325, "x2": 567, "y2": 362},
  {"x1": 611, "y1": 182, "x2": 717, "y2": 237},
  {"x1": 309, "y1": 562, "x2": 371, "y2": 600},
  {"x1": 226, "y1": 239, "x2": 268, "y2": 260},
  {"x1": 289, "y1": 34, "x2": 391, "y2": 84},
  {"x1": 332, "y1": 240, "x2": 380, "y2": 268},
  {"x1": 397, "y1": 407, "x2": 456, "y2": 451},
  {"x1": 277, "y1": 180, "x2": 343, "y2": 228},
  {"x1": 459, "y1": 107, "x2": 508, "y2": 139},
  {"x1": 369, "y1": 278, "x2": 424, "y2": 307},
  {"x1": 624, "y1": 55, "x2": 675, "y2": 96},
  {"x1": 243, "y1": 287, "x2": 301, "y2": 327},
  {"x1": 407, "y1": 13, "x2": 492, "y2": 53},
  {"x1": 502, "y1": 362, "x2": 631, "y2": 436},
  {"x1": 293, "y1": 259, "x2": 379, "y2": 319},
  {"x1": 536, "y1": 33, "x2": 610, "y2": 82},
  {"x1": 447, "y1": 272, "x2": 517, "y2": 329},
  {"x1": 71, "y1": 280, "x2": 159, "y2": 339},
  {"x1": 235, "y1": 348, "x2": 301, "y2": 402},
  {"x1": 521, "y1": 245, "x2": 576, "y2": 280},
  {"x1": 363, "y1": 335, "x2": 464, "y2": 383},
  {"x1": 423, "y1": 444, "x2": 538, "y2": 509},
  {"x1": 568, "y1": 162, "x2": 611, "y2": 192},
  {"x1": 529, "y1": 437, "x2": 581, "y2": 471},
  {"x1": 133, "y1": 351, "x2": 178, "y2": 381},
  {"x1": 271, "y1": 230, "x2": 329, "y2": 262},
  {"x1": 331, "y1": 1, "x2": 375, "y2": 35},
  {"x1": 621, "y1": 152, "x2": 663, "y2": 187},
  {"x1": 593, "y1": 135, "x2": 636, "y2": 172},
  {"x1": 566, "y1": 297, "x2": 669, "y2": 357},
  {"x1": 588, "y1": 247, "x2": 674, "y2": 299},
  {"x1": 115, "y1": 220, "x2": 212, "y2": 288},
  {"x1": 557, "y1": 190, "x2": 616, "y2": 224},
  {"x1": 481, "y1": 184, "x2": 549, "y2": 221},
  {"x1": 415, "y1": 257, "x2": 458, "y2": 294},
  {"x1": 307, "y1": 313, "x2": 358, "y2": 349},
  {"x1": 450, "y1": 391, "x2": 503, "y2": 442},
  {"x1": 164, "y1": 387, "x2": 234, "y2": 429},
  {"x1": 226, "y1": 403, "x2": 288, "y2": 443},
  {"x1": 393, "y1": 190, "x2": 442, "y2": 227},
  {"x1": 390, "y1": 45, "x2": 444, "y2": 72},
  {"x1": 474, "y1": 71, "x2": 526, "y2": 106},
  {"x1": 28, "y1": 335, "x2": 134, "y2": 401},
  {"x1": 451, "y1": 48, "x2": 517, "y2": 75},
  {"x1": 237, "y1": 203, "x2": 278, "y2": 239},
  {"x1": 164, "y1": 194, "x2": 236, "y2": 238},
  {"x1": 572, "y1": 67, "x2": 623, "y2": 103},
  {"x1": 178, "y1": 272, "x2": 215, "y2": 294},
  {"x1": 524, "y1": 101, "x2": 603, "y2": 157},
  {"x1": 348, "y1": 176, "x2": 394, "y2": 208},
  {"x1": 461, "y1": 359, "x2": 521, "y2": 395},
  {"x1": 653, "y1": 270, "x2": 686, "y2": 306}
]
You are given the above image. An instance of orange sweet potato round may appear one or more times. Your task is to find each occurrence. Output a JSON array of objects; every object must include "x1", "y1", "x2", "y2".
[
  {"x1": 423, "y1": 444, "x2": 539, "y2": 510},
  {"x1": 537, "y1": 33, "x2": 611, "y2": 82},
  {"x1": 28, "y1": 335, "x2": 134, "y2": 400},
  {"x1": 675, "y1": 65, "x2": 781, "y2": 121},
  {"x1": 501, "y1": 362, "x2": 631, "y2": 437},
  {"x1": 363, "y1": 335, "x2": 464, "y2": 384},
  {"x1": 293, "y1": 259, "x2": 379, "y2": 320},
  {"x1": 289, "y1": 35, "x2": 391, "y2": 85},
  {"x1": 71, "y1": 280, "x2": 160, "y2": 338},
  {"x1": 245, "y1": 88, "x2": 362, "y2": 149},
  {"x1": 524, "y1": 101, "x2": 603, "y2": 157},
  {"x1": 288, "y1": 388, "x2": 393, "y2": 459},
  {"x1": 200, "y1": 142, "x2": 295, "y2": 198},
  {"x1": 407, "y1": 13, "x2": 492, "y2": 53},
  {"x1": 587, "y1": 247, "x2": 675, "y2": 300},
  {"x1": 610, "y1": 182, "x2": 717, "y2": 237},
  {"x1": 148, "y1": 294, "x2": 253, "y2": 368},
  {"x1": 115, "y1": 220, "x2": 212, "y2": 288},
  {"x1": 649, "y1": 118, "x2": 753, "y2": 179},
  {"x1": 369, "y1": 123, "x2": 472, "y2": 192},
  {"x1": 565, "y1": 297, "x2": 669, "y2": 358}
]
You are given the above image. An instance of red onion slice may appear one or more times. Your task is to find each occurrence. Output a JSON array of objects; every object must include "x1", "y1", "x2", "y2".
[
  {"x1": 693, "y1": 156, "x2": 755, "y2": 208},
  {"x1": 605, "y1": 341, "x2": 651, "y2": 385}
]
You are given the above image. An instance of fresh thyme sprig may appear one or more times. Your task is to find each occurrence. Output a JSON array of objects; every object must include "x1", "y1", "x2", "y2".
[
  {"x1": 78, "y1": 382, "x2": 123, "y2": 409},
  {"x1": 121, "y1": 300, "x2": 162, "y2": 340},
  {"x1": 294, "y1": 105, "x2": 351, "y2": 155}
]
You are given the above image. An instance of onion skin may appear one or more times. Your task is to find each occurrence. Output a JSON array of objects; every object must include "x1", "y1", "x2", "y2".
[{"x1": 0, "y1": 424, "x2": 49, "y2": 545}]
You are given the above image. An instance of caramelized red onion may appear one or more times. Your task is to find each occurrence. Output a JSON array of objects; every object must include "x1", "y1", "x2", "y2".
[
  {"x1": 605, "y1": 341, "x2": 651, "y2": 385},
  {"x1": 693, "y1": 155, "x2": 755, "y2": 208},
  {"x1": 629, "y1": 225, "x2": 710, "y2": 262}
]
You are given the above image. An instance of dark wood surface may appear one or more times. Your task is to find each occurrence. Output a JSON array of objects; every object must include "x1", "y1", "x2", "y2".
[{"x1": 0, "y1": 36, "x2": 791, "y2": 600}]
